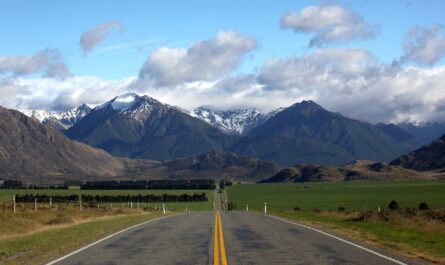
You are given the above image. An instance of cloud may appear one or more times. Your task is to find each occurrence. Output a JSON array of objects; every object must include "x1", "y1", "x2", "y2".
[
  {"x1": 79, "y1": 21, "x2": 124, "y2": 55},
  {"x1": 281, "y1": 4, "x2": 378, "y2": 47},
  {"x1": 400, "y1": 24, "x2": 445, "y2": 66},
  {"x1": 137, "y1": 31, "x2": 257, "y2": 87},
  {"x1": 0, "y1": 49, "x2": 70, "y2": 79}
]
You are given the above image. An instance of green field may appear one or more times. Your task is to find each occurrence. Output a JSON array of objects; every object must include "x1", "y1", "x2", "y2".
[
  {"x1": 0, "y1": 189, "x2": 213, "y2": 211},
  {"x1": 227, "y1": 181, "x2": 445, "y2": 211}
]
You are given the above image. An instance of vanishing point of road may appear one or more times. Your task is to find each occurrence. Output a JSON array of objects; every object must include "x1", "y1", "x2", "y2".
[{"x1": 48, "y1": 189, "x2": 422, "y2": 265}]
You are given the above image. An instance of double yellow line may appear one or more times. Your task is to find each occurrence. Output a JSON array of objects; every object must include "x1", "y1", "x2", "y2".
[{"x1": 213, "y1": 211, "x2": 228, "y2": 265}]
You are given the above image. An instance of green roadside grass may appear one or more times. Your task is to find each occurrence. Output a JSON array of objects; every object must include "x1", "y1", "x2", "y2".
[
  {"x1": 273, "y1": 210, "x2": 445, "y2": 264},
  {"x1": 0, "y1": 211, "x2": 166, "y2": 265}
]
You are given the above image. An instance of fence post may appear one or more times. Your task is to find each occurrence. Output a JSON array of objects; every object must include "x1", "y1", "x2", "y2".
[
  {"x1": 162, "y1": 203, "x2": 166, "y2": 215},
  {"x1": 97, "y1": 204, "x2": 100, "y2": 211},
  {"x1": 34, "y1": 198, "x2": 37, "y2": 212},
  {"x1": 246, "y1": 204, "x2": 249, "y2": 211},
  {"x1": 137, "y1": 202, "x2": 140, "y2": 209},
  {"x1": 130, "y1": 201, "x2": 133, "y2": 209},
  {"x1": 49, "y1": 197, "x2": 52, "y2": 208},
  {"x1": 79, "y1": 196, "x2": 83, "y2": 211},
  {"x1": 264, "y1": 202, "x2": 267, "y2": 215},
  {"x1": 12, "y1": 195, "x2": 16, "y2": 214}
]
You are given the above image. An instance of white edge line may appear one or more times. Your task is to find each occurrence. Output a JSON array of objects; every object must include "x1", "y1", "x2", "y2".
[
  {"x1": 265, "y1": 214, "x2": 408, "y2": 265},
  {"x1": 45, "y1": 214, "x2": 178, "y2": 265}
]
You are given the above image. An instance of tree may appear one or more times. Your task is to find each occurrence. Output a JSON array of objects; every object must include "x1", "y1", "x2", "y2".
[{"x1": 388, "y1": 200, "x2": 399, "y2": 210}]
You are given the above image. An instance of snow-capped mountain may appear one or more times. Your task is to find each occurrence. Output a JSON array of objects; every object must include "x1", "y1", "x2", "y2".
[
  {"x1": 186, "y1": 107, "x2": 283, "y2": 135},
  {"x1": 398, "y1": 121, "x2": 445, "y2": 145},
  {"x1": 21, "y1": 104, "x2": 91, "y2": 130}
]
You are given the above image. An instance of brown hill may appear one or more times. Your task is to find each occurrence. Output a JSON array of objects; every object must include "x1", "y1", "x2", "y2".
[
  {"x1": 390, "y1": 134, "x2": 445, "y2": 171},
  {"x1": 261, "y1": 160, "x2": 441, "y2": 183}
]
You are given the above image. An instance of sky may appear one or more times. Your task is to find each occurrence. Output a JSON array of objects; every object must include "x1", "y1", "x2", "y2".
[{"x1": 1, "y1": 0, "x2": 445, "y2": 124}]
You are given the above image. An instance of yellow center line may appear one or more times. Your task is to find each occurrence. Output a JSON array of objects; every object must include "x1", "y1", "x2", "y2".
[
  {"x1": 213, "y1": 211, "x2": 219, "y2": 265},
  {"x1": 213, "y1": 211, "x2": 229, "y2": 265},
  {"x1": 217, "y1": 211, "x2": 228, "y2": 265}
]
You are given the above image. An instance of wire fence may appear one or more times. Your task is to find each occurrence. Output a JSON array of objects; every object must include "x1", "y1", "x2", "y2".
[{"x1": 1, "y1": 195, "x2": 182, "y2": 215}]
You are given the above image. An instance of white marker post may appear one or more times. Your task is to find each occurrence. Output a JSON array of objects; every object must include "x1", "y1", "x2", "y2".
[
  {"x1": 49, "y1": 197, "x2": 52, "y2": 208},
  {"x1": 264, "y1": 202, "x2": 267, "y2": 215},
  {"x1": 12, "y1": 195, "x2": 16, "y2": 214},
  {"x1": 162, "y1": 203, "x2": 166, "y2": 215},
  {"x1": 246, "y1": 204, "x2": 249, "y2": 211},
  {"x1": 137, "y1": 202, "x2": 140, "y2": 209},
  {"x1": 186, "y1": 204, "x2": 188, "y2": 213},
  {"x1": 130, "y1": 201, "x2": 133, "y2": 209},
  {"x1": 79, "y1": 196, "x2": 83, "y2": 211}
]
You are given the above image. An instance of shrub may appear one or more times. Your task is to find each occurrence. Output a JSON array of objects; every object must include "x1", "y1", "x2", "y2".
[
  {"x1": 313, "y1": 208, "x2": 321, "y2": 213},
  {"x1": 293, "y1": 206, "x2": 300, "y2": 211},
  {"x1": 419, "y1": 202, "x2": 429, "y2": 211},
  {"x1": 388, "y1": 200, "x2": 399, "y2": 210},
  {"x1": 353, "y1": 210, "x2": 372, "y2": 221},
  {"x1": 338, "y1": 206, "x2": 346, "y2": 212},
  {"x1": 405, "y1": 207, "x2": 417, "y2": 216}
]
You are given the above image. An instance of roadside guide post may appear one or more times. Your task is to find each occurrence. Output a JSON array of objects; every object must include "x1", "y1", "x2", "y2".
[{"x1": 264, "y1": 202, "x2": 267, "y2": 214}]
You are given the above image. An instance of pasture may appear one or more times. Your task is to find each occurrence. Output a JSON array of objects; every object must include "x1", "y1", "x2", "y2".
[{"x1": 227, "y1": 180, "x2": 445, "y2": 211}]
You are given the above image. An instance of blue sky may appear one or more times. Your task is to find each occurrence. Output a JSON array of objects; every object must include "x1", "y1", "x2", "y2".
[
  {"x1": 2, "y1": 0, "x2": 445, "y2": 124},
  {"x1": 2, "y1": 0, "x2": 444, "y2": 79}
]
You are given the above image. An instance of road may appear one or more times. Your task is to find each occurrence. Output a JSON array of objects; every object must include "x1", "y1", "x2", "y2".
[{"x1": 49, "y1": 191, "x2": 420, "y2": 265}]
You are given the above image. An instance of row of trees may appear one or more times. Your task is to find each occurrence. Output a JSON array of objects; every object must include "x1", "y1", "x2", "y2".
[
  {"x1": 80, "y1": 179, "x2": 215, "y2": 190},
  {"x1": 14, "y1": 193, "x2": 208, "y2": 203}
]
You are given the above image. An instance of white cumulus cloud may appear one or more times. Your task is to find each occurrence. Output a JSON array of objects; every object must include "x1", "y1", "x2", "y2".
[{"x1": 281, "y1": 4, "x2": 378, "y2": 47}]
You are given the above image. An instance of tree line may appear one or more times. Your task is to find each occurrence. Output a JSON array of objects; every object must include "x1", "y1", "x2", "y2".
[
  {"x1": 1, "y1": 179, "x2": 216, "y2": 190},
  {"x1": 14, "y1": 193, "x2": 208, "y2": 203},
  {"x1": 80, "y1": 179, "x2": 215, "y2": 190}
]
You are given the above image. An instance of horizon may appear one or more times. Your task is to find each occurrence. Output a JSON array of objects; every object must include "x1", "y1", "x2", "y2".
[{"x1": 2, "y1": 1, "x2": 445, "y2": 124}]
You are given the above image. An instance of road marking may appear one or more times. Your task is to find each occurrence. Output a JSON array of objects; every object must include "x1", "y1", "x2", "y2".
[
  {"x1": 45, "y1": 214, "x2": 178, "y2": 265},
  {"x1": 213, "y1": 211, "x2": 220, "y2": 265},
  {"x1": 213, "y1": 211, "x2": 229, "y2": 265},
  {"x1": 217, "y1": 211, "x2": 228, "y2": 265},
  {"x1": 266, "y1": 214, "x2": 408, "y2": 265}
]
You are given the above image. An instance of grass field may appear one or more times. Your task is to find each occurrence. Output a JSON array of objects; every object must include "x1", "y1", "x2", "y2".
[
  {"x1": 0, "y1": 189, "x2": 214, "y2": 211},
  {"x1": 227, "y1": 181, "x2": 445, "y2": 211}
]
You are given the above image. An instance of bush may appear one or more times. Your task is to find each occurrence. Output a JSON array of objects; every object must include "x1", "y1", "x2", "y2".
[
  {"x1": 353, "y1": 210, "x2": 372, "y2": 221},
  {"x1": 388, "y1": 200, "x2": 399, "y2": 210},
  {"x1": 419, "y1": 202, "x2": 429, "y2": 211},
  {"x1": 293, "y1": 206, "x2": 300, "y2": 211},
  {"x1": 313, "y1": 208, "x2": 321, "y2": 213},
  {"x1": 338, "y1": 206, "x2": 346, "y2": 212},
  {"x1": 405, "y1": 207, "x2": 417, "y2": 216}
]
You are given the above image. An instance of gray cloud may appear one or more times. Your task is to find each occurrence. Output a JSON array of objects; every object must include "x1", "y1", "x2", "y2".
[
  {"x1": 0, "y1": 49, "x2": 70, "y2": 79},
  {"x1": 281, "y1": 4, "x2": 378, "y2": 47},
  {"x1": 79, "y1": 21, "x2": 124, "y2": 55},
  {"x1": 137, "y1": 31, "x2": 257, "y2": 87},
  {"x1": 400, "y1": 24, "x2": 445, "y2": 66}
]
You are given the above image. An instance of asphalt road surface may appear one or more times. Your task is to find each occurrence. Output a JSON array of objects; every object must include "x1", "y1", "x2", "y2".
[{"x1": 49, "y1": 210, "x2": 421, "y2": 265}]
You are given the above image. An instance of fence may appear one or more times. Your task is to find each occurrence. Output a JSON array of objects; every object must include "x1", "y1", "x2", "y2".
[{"x1": 1, "y1": 195, "x2": 173, "y2": 215}]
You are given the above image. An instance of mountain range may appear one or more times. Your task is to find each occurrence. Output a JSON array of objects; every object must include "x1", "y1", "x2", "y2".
[
  {"x1": 0, "y1": 107, "x2": 280, "y2": 184},
  {"x1": 19, "y1": 93, "x2": 433, "y2": 166}
]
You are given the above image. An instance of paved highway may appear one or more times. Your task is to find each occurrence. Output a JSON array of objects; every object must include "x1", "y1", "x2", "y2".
[{"x1": 49, "y1": 190, "x2": 421, "y2": 265}]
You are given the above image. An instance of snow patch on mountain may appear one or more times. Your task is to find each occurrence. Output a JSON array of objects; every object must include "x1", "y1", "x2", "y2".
[
  {"x1": 21, "y1": 104, "x2": 92, "y2": 130},
  {"x1": 186, "y1": 107, "x2": 283, "y2": 135}
]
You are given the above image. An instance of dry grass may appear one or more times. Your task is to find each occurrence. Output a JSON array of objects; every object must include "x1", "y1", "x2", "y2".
[
  {"x1": 0, "y1": 207, "x2": 153, "y2": 240},
  {"x1": 0, "y1": 208, "x2": 167, "y2": 265}
]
